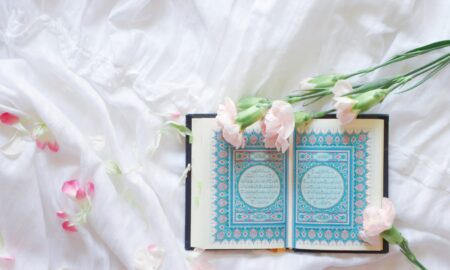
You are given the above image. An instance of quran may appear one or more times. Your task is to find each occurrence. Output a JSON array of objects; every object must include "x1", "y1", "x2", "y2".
[{"x1": 185, "y1": 114, "x2": 388, "y2": 253}]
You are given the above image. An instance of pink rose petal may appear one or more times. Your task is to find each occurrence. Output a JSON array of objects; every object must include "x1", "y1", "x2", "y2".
[
  {"x1": 169, "y1": 111, "x2": 182, "y2": 120},
  {"x1": 75, "y1": 188, "x2": 87, "y2": 200},
  {"x1": 47, "y1": 141, "x2": 59, "y2": 152},
  {"x1": 0, "y1": 112, "x2": 19, "y2": 125},
  {"x1": 56, "y1": 211, "x2": 68, "y2": 219},
  {"x1": 0, "y1": 254, "x2": 15, "y2": 263},
  {"x1": 35, "y1": 139, "x2": 47, "y2": 150},
  {"x1": 62, "y1": 180, "x2": 80, "y2": 198},
  {"x1": 147, "y1": 244, "x2": 157, "y2": 252},
  {"x1": 62, "y1": 221, "x2": 77, "y2": 232},
  {"x1": 87, "y1": 181, "x2": 95, "y2": 197}
]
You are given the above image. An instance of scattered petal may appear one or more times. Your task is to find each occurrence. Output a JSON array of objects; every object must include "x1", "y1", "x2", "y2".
[
  {"x1": 87, "y1": 181, "x2": 95, "y2": 196},
  {"x1": 169, "y1": 111, "x2": 182, "y2": 120},
  {"x1": 62, "y1": 221, "x2": 77, "y2": 232},
  {"x1": 134, "y1": 245, "x2": 165, "y2": 270},
  {"x1": 47, "y1": 141, "x2": 59, "y2": 152},
  {"x1": 32, "y1": 122, "x2": 59, "y2": 153},
  {"x1": 62, "y1": 180, "x2": 80, "y2": 198},
  {"x1": 75, "y1": 188, "x2": 87, "y2": 200},
  {"x1": 0, "y1": 112, "x2": 19, "y2": 125},
  {"x1": 36, "y1": 139, "x2": 47, "y2": 150},
  {"x1": 0, "y1": 254, "x2": 15, "y2": 263},
  {"x1": 56, "y1": 211, "x2": 68, "y2": 219}
]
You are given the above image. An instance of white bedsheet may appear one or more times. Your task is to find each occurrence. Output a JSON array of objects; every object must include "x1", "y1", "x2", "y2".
[{"x1": 0, "y1": 0, "x2": 449, "y2": 269}]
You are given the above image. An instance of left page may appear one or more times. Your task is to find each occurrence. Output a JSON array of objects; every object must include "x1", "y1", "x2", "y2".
[{"x1": 190, "y1": 117, "x2": 287, "y2": 249}]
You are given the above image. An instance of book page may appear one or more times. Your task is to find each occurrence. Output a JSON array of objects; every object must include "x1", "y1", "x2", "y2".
[
  {"x1": 292, "y1": 119, "x2": 384, "y2": 251},
  {"x1": 190, "y1": 118, "x2": 287, "y2": 249}
]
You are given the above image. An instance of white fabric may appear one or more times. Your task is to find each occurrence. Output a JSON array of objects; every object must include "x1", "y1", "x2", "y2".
[{"x1": 0, "y1": 0, "x2": 449, "y2": 269}]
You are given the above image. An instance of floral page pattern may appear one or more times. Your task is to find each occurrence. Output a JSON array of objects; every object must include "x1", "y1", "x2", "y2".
[
  {"x1": 211, "y1": 131, "x2": 287, "y2": 245},
  {"x1": 293, "y1": 130, "x2": 369, "y2": 247}
]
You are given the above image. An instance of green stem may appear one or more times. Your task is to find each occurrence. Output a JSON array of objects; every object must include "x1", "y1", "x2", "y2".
[
  {"x1": 404, "y1": 52, "x2": 450, "y2": 78},
  {"x1": 285, "y1": 90, "x2": 331, "y2": 104},
  {"x1": 393, "y1": 54, "x2": 450, "y2": 93},
  {"x1": 399, "y1": 239, "x2": 427, "y2": 270},
  {"x1": 382, "y1": 227, "x2": 427, "y2": 270},
  {"x1": 344, "y1": 40, "x2": 450, "y2": 78},
  {"x1": 312, "y1": 109, "x2": 335, "y2": 118}
]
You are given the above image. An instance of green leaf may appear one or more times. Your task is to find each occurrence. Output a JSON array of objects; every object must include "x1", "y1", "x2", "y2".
[
  {"x1": 381, "y1": 226, "x2": 404, "y2": 245},
  {"x1": 166, "y1": 121, "x2": 193, "y2": 143},
  {"x1": 346, "y1": 40, "x2": 450, "y2": 78},
  {"x1": 391, "y1": 40, "x2": 450, "y2": 61},
  {"x1": 397, "y1": 58, "x2": 450, "y2": 93},
  {"x1": 347, "y1": 77, "x2": 397, "y2": 96}
]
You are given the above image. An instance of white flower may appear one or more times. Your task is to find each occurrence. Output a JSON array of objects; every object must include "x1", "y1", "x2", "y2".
[
  {"x1": 331, "y1": 80, "x2": 353, "y2": 96},
  {"x1": 299, "y1": 77, "x2": 315, "y2": 90}
]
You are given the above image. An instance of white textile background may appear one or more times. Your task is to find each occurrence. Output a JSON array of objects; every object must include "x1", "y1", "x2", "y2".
[{"x1": 0, "y1": 0, "x2": 449, "y2": 269}]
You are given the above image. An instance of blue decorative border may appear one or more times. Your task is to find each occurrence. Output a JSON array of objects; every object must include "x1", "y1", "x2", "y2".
[
  {"x1": 293, "y1": 131, "x2": 369, "y2": 246},
  {"x1": 211, "y1": 131, "x2": 287, "y2": 244}
]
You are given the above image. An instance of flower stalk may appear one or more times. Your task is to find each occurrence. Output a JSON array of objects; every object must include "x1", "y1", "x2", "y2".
[{"x1": 382, "y1": 227, "x2": 427, "y2": 270}]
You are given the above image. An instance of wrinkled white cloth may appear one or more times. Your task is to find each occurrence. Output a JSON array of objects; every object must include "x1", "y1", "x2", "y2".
[{"x1": 0, "y1": 0, "x2": 449, "y2": 269}]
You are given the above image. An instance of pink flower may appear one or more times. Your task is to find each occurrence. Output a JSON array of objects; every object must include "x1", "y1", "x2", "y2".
[
  {"x1": 261, "y1": 100, "x2": 295, "y2": 153},
  {"x1": 359, "y1": 198, "x2": 396, "y2": 245},
  {"x1": 332, "y1": 80, "x2": 353, "y2": 97},
  {"x1": 332, "y1": 80, "x2": 358, "y2": 125},
  {"x1": 216, "y1": 98, "x2": 245, "y2": 149},
  {"x1": 0, "y1": 112, "x2": 19, "y2": 125},
  {"x1": 32, "y1": 122, "x2": 59, "y2": 152},
  {"x1": 333, "y1": 96, "x2": 358, "y2": 125}
]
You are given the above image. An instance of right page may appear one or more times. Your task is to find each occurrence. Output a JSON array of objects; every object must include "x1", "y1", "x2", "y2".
[{"x1": 292, "y1": 117, "x2": 386, "y2": 251}]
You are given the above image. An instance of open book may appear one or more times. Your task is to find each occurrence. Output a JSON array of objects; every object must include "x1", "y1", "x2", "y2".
[{"x1": 185, "y1": 114, "x2": 388, "y2": 253}]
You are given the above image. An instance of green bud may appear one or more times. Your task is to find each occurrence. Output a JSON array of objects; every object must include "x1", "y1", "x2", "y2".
[
  {"x1": 294, "y1": 111, "x2": 312, "y2": 129},
  {"x1": 237, "y1": 97, "x2": 269, "y2": 111},
  {"x1": 235, "y1": 104, "x2": 267, "y2": 130},
  {"x1": 381, "y1": 226, "x2": 404, "y2": 245},
  {"x1": 309, "y1": 74, "x2": 342, "y2": 89},
  {"x1": 353, "y1": 89, "x2": 389, "y2": 112}
]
